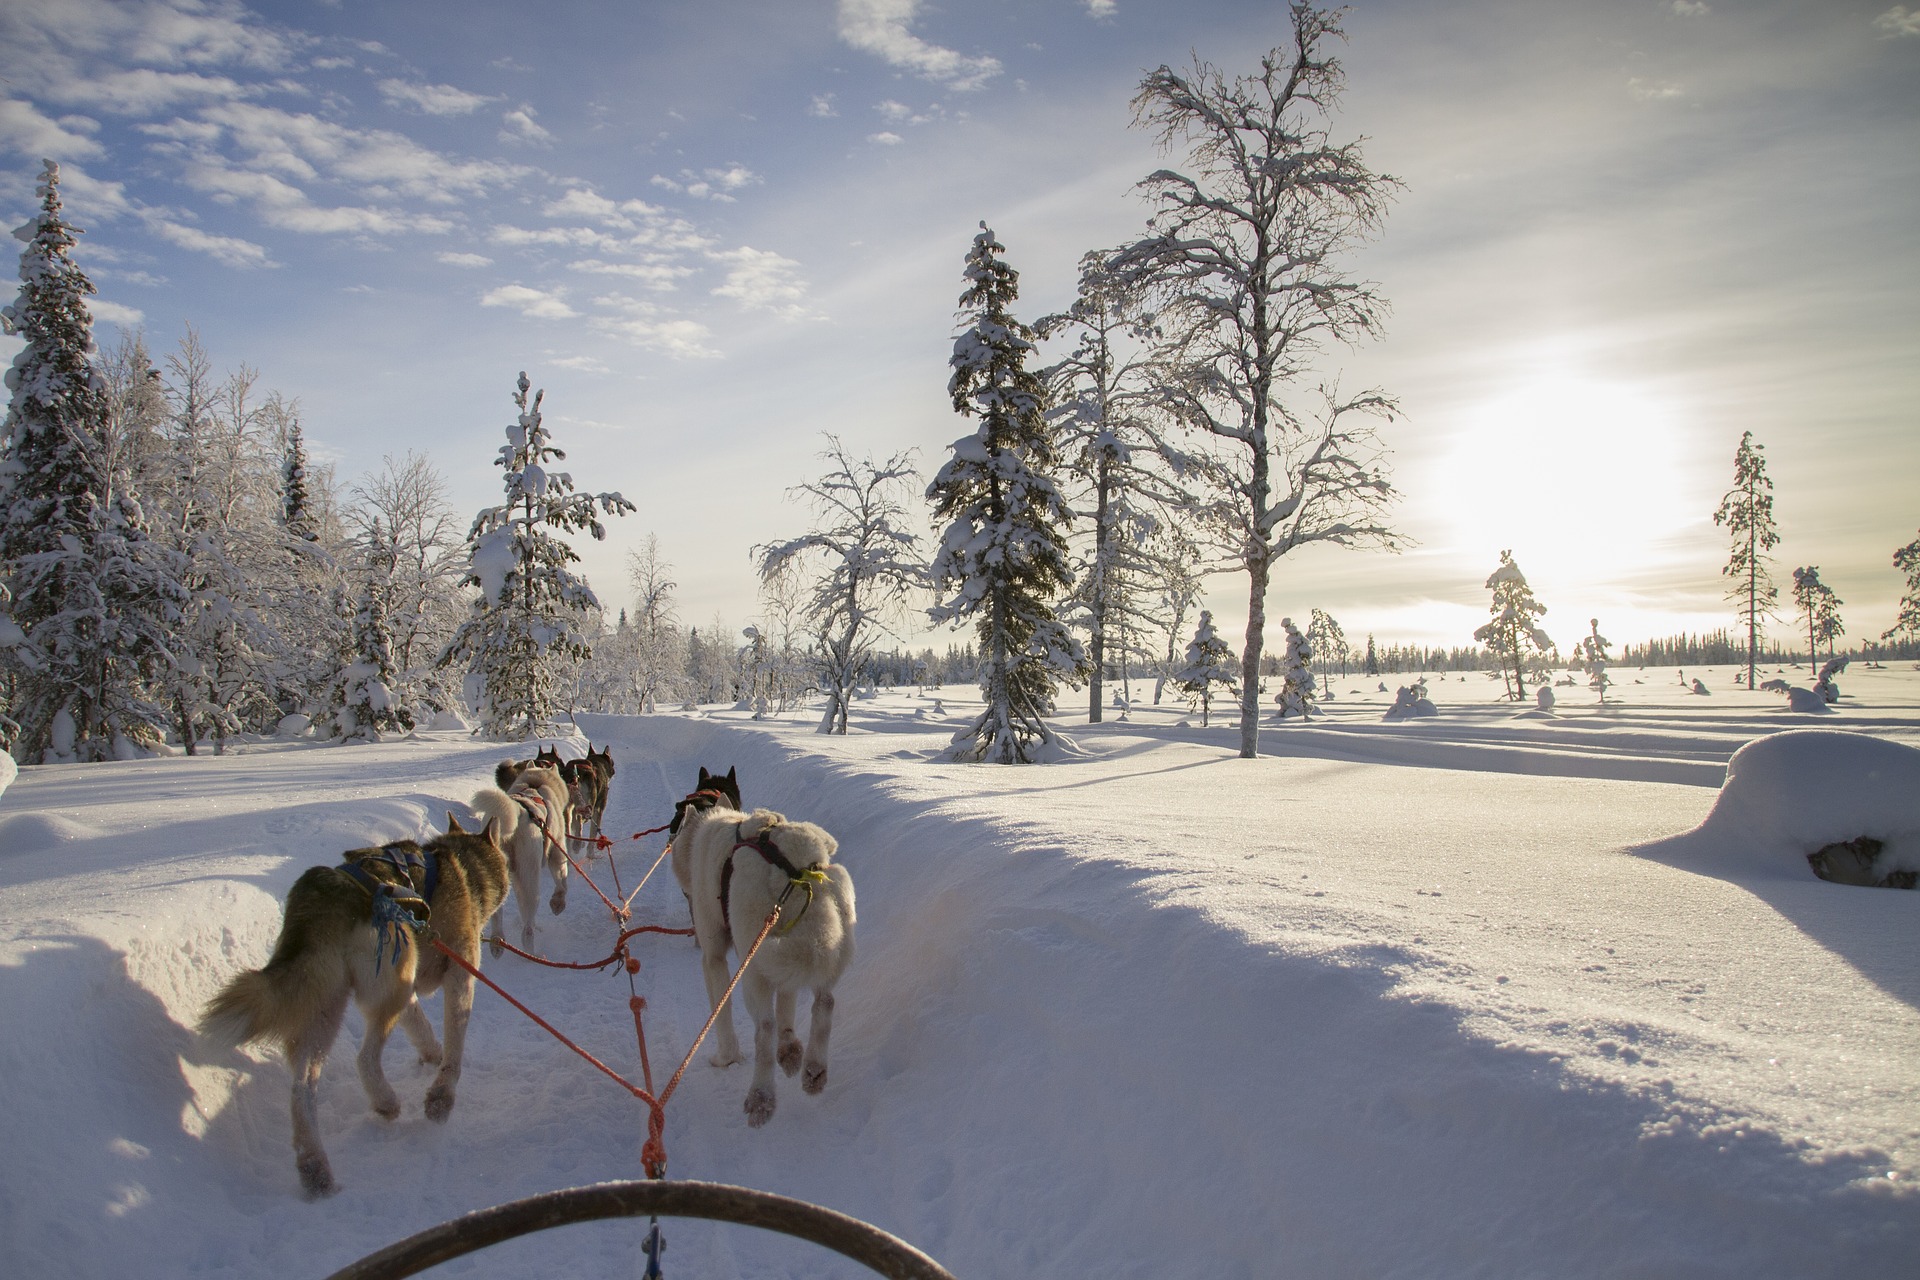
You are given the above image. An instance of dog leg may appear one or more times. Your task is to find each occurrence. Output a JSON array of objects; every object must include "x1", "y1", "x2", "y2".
[
  {"x1": 487, "y1": 902, "x2": 507, "y2": 959},
  {"x1": 424, "y1": 963, "x2": 476, "y2": 1123},
  {"x1": 700, "y1": 946, "x2": 745, "y2": 1067},
  {"x1": 547, "y1": 844, "x2": 569, "y2": 916},
  {"x1": 801, "y1": 987, "x2": 835, "y2": 1096},
  {"x1": 288, "y1": 991, "x2": 349, "y2": 1199},
  {"x1": 742, "y1": 973, "x2": 778, "y2": 1128},
  {"x1": 515, "y1": 848, "x2": 540, "y2": 951},
  {"x1": 396, "y1": 996, "x2": 441, "y2": 1066},
  {"x1": 355, "y1": 989, "x2": 410, "y2": 1122},
  {"x1": 776, "y1": 988, "x2": 802, "y2": 1077}
]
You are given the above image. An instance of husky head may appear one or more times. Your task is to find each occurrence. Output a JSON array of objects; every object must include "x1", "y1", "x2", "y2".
[
  {"x1": 534, "y1": 744, "x2": 564, "y2": 772},
  {"x1": 589, "y1": 744, "x2": 616, "y2": 783},
  {"x1": 697, "y1": 765, "x2": 741, "y2": 809}
]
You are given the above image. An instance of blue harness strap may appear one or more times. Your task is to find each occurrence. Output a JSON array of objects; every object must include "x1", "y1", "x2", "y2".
[{"x1": 337, "y1": 843, "x2": 437, "y2": 973}]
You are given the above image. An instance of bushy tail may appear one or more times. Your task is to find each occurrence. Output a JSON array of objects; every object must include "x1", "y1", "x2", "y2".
[
  {"x1": 199, "y1": 960, "x2": 334, "y2": 1054},
  {"x1": 469, "y1": 787, "x2": 524, "y2": 847}
]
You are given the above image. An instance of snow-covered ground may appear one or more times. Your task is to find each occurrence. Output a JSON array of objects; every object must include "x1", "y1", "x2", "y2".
[{"x1": 2, "y1": 664, "x2": 1917, "y2": 1278}]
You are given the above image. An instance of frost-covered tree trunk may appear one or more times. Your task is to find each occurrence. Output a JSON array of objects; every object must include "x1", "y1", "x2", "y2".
[
  {"x1": 1713, "y1": 431, "x2": 1779, "y2": 690},
  {"x1": 439, "y1": 372, "x2": 632, "y2": 739},
  {"x1": 927, "y1": 225, "x2": 1082, "y2": 763},
  {"x1": 759, "y1": 436, "x2": 923, "y2": 735},
  {"x1": 1472, "y1": 551, "x2": 1551, "y2": 702},
  {"x1": 0, "y1": 160, "x2": 187, "y2": 762},
  {"x1": 1111, "y1": 4, "x2": 1399, "y2": 759}
]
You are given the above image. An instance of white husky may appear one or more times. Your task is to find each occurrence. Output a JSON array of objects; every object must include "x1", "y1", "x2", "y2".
[
  {"x1": 683, "y1": 807, "x2": 855, "y2": 1126},
  {"x1": 471, "y1": 764, "x2": 571, "y2": 955}
]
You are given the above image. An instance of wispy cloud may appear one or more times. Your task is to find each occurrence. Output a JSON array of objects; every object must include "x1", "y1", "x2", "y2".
[
  {"x1": 650, "y1": 165, "x2": 761, "y2": 202},
  {"x1": 1628, "y1": 78, "x2": 1683, "y2": 101},
  {"x1": 549, "y1": 354, "x2": 610, "y2": 374},
  {"x1": 378, "y1": 78, "x2": 492, "y2": 116},
  {"x1": 499, "y1": 103, "x2": 551, "y2": 146},
  {"x1": 1874, "y1": 6, "x2": 1920, "y2": 37},
  {"x1": 1670, "y1": 1, "x2": 1710, "y2": 17},
  {"x1": 142, "y1": 214, "x2": 274, "y2": 268},
  {"x1": 0, "y1": 98, "x2": 105, "y2": 160},
  {"x1": 543, "y1": 188, "x2": 660, "y2": 227},
  {"x1": 1083, "y1": 0, "x2": 1117, "y2": 17},
  {"x1": 568, "y1": 257, "x2": 692, "y2": 290},
  {"x1": 835, "y1": 0, "x2": 1001, "y2": 91},
  {"x1": 709, "y1": 246, "x2": 817, "y2": 320},
  {"x1": 589, "y1": 294, "x2": 718, "y2": 359},
  {"x1": 809, "y1": 93, "x2": 838, "y2": 118},
  {"x1": 868, "y1": 130, "x2": 903, "y2": 146},
  {"x1": 481, "y1": 283, "x2": 578, "y2": 319},
  {"x1": 437, "y1": 250, "x2": 492, "y2": 267},
  {"x1": 88, "y1": 296, "x2": 145, "y2": 326}
]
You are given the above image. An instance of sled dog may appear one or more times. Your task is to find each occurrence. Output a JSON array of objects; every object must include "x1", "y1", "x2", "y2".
[
  {"x1": 198, "y1": 818, "x2": 510, "y2": 1198},
  {"x1": 558, "y1": 745, "x2": 614, "y2": 846},
  {"x1": 682, "y1": 807, "x2": 855, "y2": 1127},
  {"x1": 472, "y1": 764, "x2": 571, "y2": 955},
  {"x1": 668, "y1": 765, "x2": 740, "y2": 906}
]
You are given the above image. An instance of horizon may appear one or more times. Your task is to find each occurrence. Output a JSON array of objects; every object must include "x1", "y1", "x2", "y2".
[{"x1": 3, "y1": 0, "x2": 1915, "y2": 656}]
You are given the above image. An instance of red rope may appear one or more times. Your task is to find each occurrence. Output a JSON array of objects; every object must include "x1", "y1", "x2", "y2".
[{"x1": 485, "y1": 922, "x2": 695, "y2": 971}]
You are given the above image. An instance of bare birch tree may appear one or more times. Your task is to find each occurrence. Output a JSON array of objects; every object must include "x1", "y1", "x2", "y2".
[{"x1": 1112, "y1": 3, "x2": 1400, "y2": 758}]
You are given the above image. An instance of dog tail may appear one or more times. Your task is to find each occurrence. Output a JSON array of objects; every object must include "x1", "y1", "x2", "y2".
[
  {"x1": 200, "y1": 873, "x2": 354, "y2": 1052},
  {"x1": 470, "y1": 787, "x2": 522, "y2": 845}
]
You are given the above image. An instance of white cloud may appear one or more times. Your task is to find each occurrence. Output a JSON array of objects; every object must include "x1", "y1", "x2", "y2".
[
  {"x1": 378, "y1": 78, "x2": 492, "y2": 116},
  {"x1": 309, "y1": 55, "x2": 355, "y2": 71},
  {"x1": 176, "y1": 154, "x2": 454, "y2": 235},
  {"x1": 649, "y1": 165, "x2": 762, "y2": 202},
  {"x1": 52, "y1": 69, "x2": 249, "y2": 114},
  {"x1": 549, "y1": 354, "x2": 610, "y2": 374},
  {"x1": 1628, "y1": 78, "x2": 1683, "y2": 101},
  {"x1": 481, "y1": 283, "x2": 578, "y2": 319},
  {"x1": 1874, "y1": 6, "x2": 1920, "y2": 36},
  {"x1": 1670, "y1": 1, "x2": 1710, "y2": 16},
  {"x1": 190, "y1": 102, "x2": 526, "y2": 202},
  {"x1": 126, "y1": 2, "x2": 297, "y2": 71},
  {"x1": 589, "y1": 294, "x2": 718, "y2": 359},
  {"x1": 876, "y1": 99, "x2": 912, "y2": 121},
  {"x1": 868, "y1": 130, "x2": 903, "y2": 145},
  {"x1": 809, "y1": 93, "x2": 838, "y2": 118},
  {"x1": 499, "y1": 103, "x2": 552, "y2": 146},
  {"x1": 0, "y1": 98, "x2": 106, "y2": 160},
  {"x1": 835, "y1": 0, "x2": 1002, "y2": 91},
  {"x1": 568, "y1": 258, "x2": 692, "y2": 290},
  {"x1": 142, "y1": 214, "x2": 274, "y2": 268},
  {"x1": 709, "y1": 246, "x2": 817, "y2": 320},
  {"x1": 543, "y1": 188, "x2": 660, "y2": 226},
  {"x1": 437, "y1": 251, "x2": 492, "y2": 267},
  {"x1": 1083, "y1": 0, "x2": 1117, "y2": 16},
  {"x1": 88, "y1": 297, "x2": 145, "y2": 327},
  {"x1": 491, "y1": 223, "x2": 624, "y2": 251}
]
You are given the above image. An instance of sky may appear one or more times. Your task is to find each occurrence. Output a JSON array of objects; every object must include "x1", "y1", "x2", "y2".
[{"x1": 2, "y1": 0, "x2": 1916, "y2": 656}]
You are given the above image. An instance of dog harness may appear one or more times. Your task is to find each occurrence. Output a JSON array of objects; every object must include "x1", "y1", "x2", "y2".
[
  {"x1": 668, "y1": 787, "x2": 731, "y2": 837},
  {"x1": 336, "y1": 843, "x2": 438, "y2": 973},
  {"x1": 722, "y1": 824, "x2": 830, "y2": 939}
]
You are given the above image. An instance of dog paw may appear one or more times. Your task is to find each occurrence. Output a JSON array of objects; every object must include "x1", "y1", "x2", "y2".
[
  {"x1": 777, "y1": 1038, "x2": 803, "y2": 1077},
  {"x1": 488, "y1": 937, "x2": 502, "y2": 959},
  {"x1": 708, "y1": 1047, "x2": 744, "y2": 1069},
  {"x1": 297, "y1": 1156, "x2": 338, "y2": 1199},
  {"x1": 744, "y1": 1087, "x2": 776, "y2": 1128},
  {"x1": 371, "y1": 1093, "x2": 401, "y2": 1121},
  {"x1": 549, "y1": 891, "x2": 567, "y2": 915},
  {"x1": 417, "y1": 1045, "x2": 443, "y2": 1067},
  {"x1": 424, "y1": 1083, "x2": 455, "y2": 1123},
  {"x1": 801, "y1": 1061, "x2": 827, "y2": 1095}
]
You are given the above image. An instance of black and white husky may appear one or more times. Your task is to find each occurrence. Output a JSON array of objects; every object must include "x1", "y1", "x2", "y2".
[{"x1": 681, "y1": 806, "x2": 855, "y2": 1126}]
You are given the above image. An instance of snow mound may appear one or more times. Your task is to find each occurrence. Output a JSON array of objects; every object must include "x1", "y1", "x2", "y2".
[
  {"x1": 0, "y1": 810, "x2": 97, "y2": 854},
  {"x1": 0, "y1": 749, "x2": 14, "y2": 800},
  {"x1": 1784, "y1": 686, "x2": 1833, "y2": 714},
  {"x1": 1660, "y1": 731, "x2": 1920, "y2": 880},
  {"x1": 422, "y1": 709, "x2": 470, "y2": 731},
  {"x1": 276, "y1": 713, "x2": 311, "y2": 737}
]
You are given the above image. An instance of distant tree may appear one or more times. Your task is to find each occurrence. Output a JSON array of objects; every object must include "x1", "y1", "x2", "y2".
[
  {"x1": 1307, "y1": 607, "x2": 1348, "y2": 686},
  {"x1": 1791, "y1": 565, "x2": 1844, "y2": 664},
  {"x1": 1472, "y1": 551, "x2": 1551, "y2": 701},
  {"x1": 1272, "y1": 616, "x2": 1315, "y2": 719},
  {"x1": 926, "y1": 224, "x2": 1083, "y2": 763},
  {"x1": 281, "y1": 416, "x2": 319, "y2": 542},
  {"x1": 1579, "y1": 617, "x2": 1611, "y2": 704},
  {"x1": 1038, "y1": 250, "x2": 1170, "y2": 724},
  {"x1": 1885, "y1": 529, "x2": 1920, "y2": 646},
  {"x1": 1364, "y1": 633, "x2": 1379, "y2": 676},
  {"x1": 1175, "y1": 609, "x2": 1238, "y2": 726},
  {"x1": 1713, "y1": 431, "x2": 1779, "y2": 690},
  {"x1": 759, "y1": 436, "x2": 924, "y2": 734},
  {"x1": 0, "y1": 160, "x2": 187, "y2": 761},
  {"x1": 1145, "y1": 522, "x2": 1206, "y2": 704},
  {"x1": 349, "y1": 452, "x2": 464, "y2": 716},
  {"x1": 440, "y1": 372, "x2": 633, "y2": 739},
  {"x1": 329, "y1": 519, "x2": 408, "y2": 741},
  {"x1": 1111, "y1": 4, "x2": 1401, "y2": 759},
  {"x1": 624, "y1": 534, "x2": 684, "y2": 712}
]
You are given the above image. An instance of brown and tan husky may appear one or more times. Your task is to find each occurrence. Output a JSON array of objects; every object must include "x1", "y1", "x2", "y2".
[{"x1": 198, "y1": 816, "x2": 510, "y2": 1198}]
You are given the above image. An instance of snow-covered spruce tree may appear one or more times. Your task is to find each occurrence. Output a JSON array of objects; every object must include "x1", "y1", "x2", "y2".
[
  {"x1": 440, "y1": 372, "x2": 633, "y2": 739},
  {"x1": 1273, "y1": 615, "x2": 1315, "y2": 720},
  {"x1": 927, "y1": 223, "x2": 1083, "y2": 763},
  {"x1": 1111, "y1": 4, "x2": 1400, "y2": 759},
  {"x1": 1885, "y1": 529, "x2": 1920, "y2": 647},
  {"x1": 1472, "y1": 551, "x2": 1551, "y2": 702},
  {"x1": 1037, "y1": 250, "x2": 1172, "y2": 724},
  {"x1": 0, "y1": 161, "x2": 188, "y2": 762},
  {"x1": 1364, "y1": 633, "x2": 1379, "y2": 676},
  {"x1": 1791, "y1": 565, "x2": 1844, "y2": 663},
  {"x1": 330, "y1": 519, "x2": 408, "y2": 741},
  {"x1": 759, "y1": 435, "x2": 924, "y2": 735},
  {"x1": 1176, "y1": 609, "x2": 1238, "y2": 726},
  {"x1": 282, "y1": 418, "x2": 318, "y2": 542},
  {"x1": 1580, "y1": 617, "x2": 1611, "y2": 704},
  {"x1": 1713, "y1": 431, "x2": 1779, "y2": 691}
]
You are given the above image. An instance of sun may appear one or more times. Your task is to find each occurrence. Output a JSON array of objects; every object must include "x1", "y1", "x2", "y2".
[{"x1": 1433, "y1": 373, "x2": 1695, "y2": 591}]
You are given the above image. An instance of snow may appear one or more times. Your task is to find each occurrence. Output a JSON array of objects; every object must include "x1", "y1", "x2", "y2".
[{"x1": 2, "y1": 666, "x2": 1917, "y2": 1278}]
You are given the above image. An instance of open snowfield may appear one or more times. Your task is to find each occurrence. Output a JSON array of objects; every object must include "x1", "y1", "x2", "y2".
[{"x1": 2, "y1": 664, "x2": 1917, "y2": 1278}]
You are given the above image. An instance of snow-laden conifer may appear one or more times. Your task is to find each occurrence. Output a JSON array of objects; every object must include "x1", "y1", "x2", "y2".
[
  {"x1": 282, "y1": 419, "x2": 318, "y2": 542},
  {"x1": 1885, "y1": 530, "x2": 1920, "y2": 646},
  {"x1": 927, "y1": 224, "x2": 1083, "y2": 763},
  {"x1": 329, "y1": 519, "x2": 408, "y2": 741},
  {"x1": 1579, "y1": 617, "x2": 1611, "y2": 704},
  {"x1": 1472, "y1": 551, "x2": 1551, "y2": 701},
  {"x1": 1273, "y1": 616, "x2": 1315, "y2": 720},
  {"x1": 440, "y1": 372, "x2": 633, "y2": 739},
  {"x1": 1791, "y1": 565, "x2": 1844, "y2": 663},
  {"x1": 1713, "y1": 431, "x2": 1779, "y2": 690},
  {"x1": 1174, "y1": 609, "x2": 1237, "y2": 726},
  {"x1": 758, "y1": 435, "x2": 924, "y2": 735},
  {"x1": 0, "y1": 161, "x2": 187, "y2": 761}
]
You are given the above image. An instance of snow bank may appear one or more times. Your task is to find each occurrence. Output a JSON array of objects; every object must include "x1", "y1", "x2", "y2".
[
  {"x1": 0, "y1": 749, "x2": 14, "y2": 800},
  {"x1": 1664, "y1": 730, "x2": 1920, "y2": 880}
]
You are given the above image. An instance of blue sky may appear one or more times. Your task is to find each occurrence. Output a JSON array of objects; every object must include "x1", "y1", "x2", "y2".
[{"x1": 3, "y1": 0, "x2": 1917, "y2": 657}]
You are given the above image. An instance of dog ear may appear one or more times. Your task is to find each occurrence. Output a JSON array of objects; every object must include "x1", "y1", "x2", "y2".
[
  {"x1": 726, "y1": 766, "x2": 737, "y2": 783},
  {"x1": 446, "y1": 812, "x2": 466, "y2": 834},
  {"x1": 481, "y1": 817, "x2": 498, "y2": 844}
]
